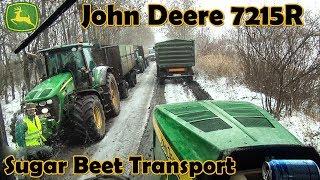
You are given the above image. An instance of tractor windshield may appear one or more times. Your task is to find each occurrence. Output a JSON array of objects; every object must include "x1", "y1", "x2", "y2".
[{"x1": 43, "y1": 47, "x2": 85, "y2": 77}]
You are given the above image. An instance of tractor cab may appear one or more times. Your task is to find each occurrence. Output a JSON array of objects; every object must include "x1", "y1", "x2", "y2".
[{"x1": 39, "y1": 43, "x2": 95, "y2": 90}]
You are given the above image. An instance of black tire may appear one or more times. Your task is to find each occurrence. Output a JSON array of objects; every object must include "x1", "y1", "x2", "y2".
[
  {"x1": 103, "y1": 73, "x2": 121, "y2": 117},
  {"x1": 68, "y1": 95, "x2": 106, "y2": 144},
  {"x1": 128, "y1": 71, "x2": 137, "y2": 87},
  {"x1": 158, "y1": 77, "x2": 165, "y2": 85},
  {"x1": 133, "y1": 71, "x2": 137, "y2": 85},
  {"x1": 139, "y1": 65, "x2": 144, "y2": 73},
  {"x1": 186, "y1": 76, "x2": 193, "y2": 82},
  {"x1": 119, "y1": 80, "x2": 129, "y2": 99}
]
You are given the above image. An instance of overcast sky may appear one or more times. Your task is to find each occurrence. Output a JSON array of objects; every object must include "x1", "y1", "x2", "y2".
[{"x1": 149, "y1": 0, "x2": 320, "y2": 42}]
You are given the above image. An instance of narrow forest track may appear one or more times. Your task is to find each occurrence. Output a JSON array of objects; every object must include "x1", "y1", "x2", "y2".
[{"x1": 136, "y1": 77, "x2": 212, "y2": 180}]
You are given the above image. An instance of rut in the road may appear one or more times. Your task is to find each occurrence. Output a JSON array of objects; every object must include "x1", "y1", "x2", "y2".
[{"x1": 185, "y1": 80, "x2": 212, "y2": 100}]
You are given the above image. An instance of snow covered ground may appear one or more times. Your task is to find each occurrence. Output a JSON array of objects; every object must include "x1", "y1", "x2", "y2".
[
  {"x1": 164, "y1": 82, "x2": 196, "y2": 103},
  {"x1": 2, "y1": 91, "x2": 22, "y2": 149},
  {"x1": 195, "y1": 73, "x2": 320, "y2": 151}
]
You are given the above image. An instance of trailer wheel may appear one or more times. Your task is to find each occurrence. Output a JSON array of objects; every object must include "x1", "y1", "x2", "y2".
[
  {"x1": 139, "y1": 64, "x2": 145, "y2": 73},
  {"x1": 133, "y1": 71, "x2": 137, "y2": 84},
  {"x1": 186, "y1": 76, "x2": 193, "y2": 82},
  {"x1": 158, "y1": 77, "x2": 165, "y2": 85},
  {"x1": 103, "y1": 73, "x2": 121, "y2": 117},
  {"x1": 68, "y1": 95, "x2": 106, "y2": 144},
  {"x1": 128, "y1": 71, "x2": 137, "y2": 87},
  {"x1": 119, "y1": 80, "x2": 129, "y2": 99}
]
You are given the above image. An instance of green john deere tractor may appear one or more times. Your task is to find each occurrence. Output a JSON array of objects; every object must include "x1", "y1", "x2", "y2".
[{"x1": 12, "y1": 43, "x2": 121, "y2": 145}]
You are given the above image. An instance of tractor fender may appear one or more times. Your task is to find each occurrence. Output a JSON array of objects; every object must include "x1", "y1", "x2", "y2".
[
  {"x1": 92, "y1": 66, "x2": 113, "y2": 86},
  {"x1": 65, "y1": 89, "x2": 103, "y2": 114},
  {"x1": 76, "y1": 89, "x2": 103, "y2": 101}
]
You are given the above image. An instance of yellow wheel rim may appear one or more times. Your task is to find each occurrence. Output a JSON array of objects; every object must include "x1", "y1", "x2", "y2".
[
  {"x1": 93, "y1": 106, "x2": 103, "y2": 129},
  {"x1": 110, "y1": 81, "x2": 120, "y2": 108}
]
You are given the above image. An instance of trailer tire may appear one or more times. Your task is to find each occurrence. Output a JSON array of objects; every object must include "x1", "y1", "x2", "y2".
[
  {"x1": 68, "y1": 95, "x2": 106, "y2": 144},
  {"x1": 158, "y1": 77, "x2": 165, "y2": 85},
  {"x1": 119, "y1": 80, "x2": 129, "y2": 99},
  {"x1": 139, "y1": 65, "x2": 145, "y2": 73},
  {"x1": 133, "y1": 71, "x2": 137, "y2": 85},
  {"x1": 103, "y1": 73, "x2": 121, "y2": 117},
  {"x1": 186, "y1": 76, "x2": 193, "y2": 82},
  {"x1": 128, "y1": 71, "x2": 137, "y2": 87}
]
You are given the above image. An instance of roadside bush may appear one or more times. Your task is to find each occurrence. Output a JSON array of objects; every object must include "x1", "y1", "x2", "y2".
[
  {"x1": 233, "y1": 15, "x2": 320, "y2": 118},
  {"x1": 195, "y1": 54, "x2": 241, "y2": 81}
]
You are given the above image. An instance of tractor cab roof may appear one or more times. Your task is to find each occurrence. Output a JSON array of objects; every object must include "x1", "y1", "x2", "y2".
[{"x1": 38, "y1": 43, "x2": 93, "y2": 53}]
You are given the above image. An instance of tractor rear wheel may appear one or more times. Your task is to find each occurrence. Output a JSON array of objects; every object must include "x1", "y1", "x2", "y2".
[
  {"x1": 103, "y1": 73, "x2": 121, "y2": 117},
  {"x1": 68, "y1": 95, "x2": 106, "y2": 144}
]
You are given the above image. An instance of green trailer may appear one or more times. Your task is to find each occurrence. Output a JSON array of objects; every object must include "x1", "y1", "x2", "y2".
[
  {"x1": 93, "y1": 45, "x2": 138, "y2": 99},
  {"x1": 155, "y1": 39, "x2": 195, "y2": 84},
  {"x1": 153, "y1": 100, "x2": 320, "y2": 179}
]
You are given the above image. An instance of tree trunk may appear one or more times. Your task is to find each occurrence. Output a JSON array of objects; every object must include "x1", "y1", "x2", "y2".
[
  {"x1": 41, "y1": 0, "x2": 50, "y2": 48},
  {"x1": 23, "y1": 54, "x2": 31, "y2": 91},
  {"x1": 0, "y1": 102, "x2": 8, "y2": 146},
  {"x1": 4, "y1": 74, "x2": 8, "y2": 104},
  {"x1": 10, "y1": 75, "x2": 15, "y2": 100}
]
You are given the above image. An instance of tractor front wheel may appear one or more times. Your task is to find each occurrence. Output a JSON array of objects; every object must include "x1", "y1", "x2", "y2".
[{"x1": 68, "y1": 95, "x2": 106, "y2": 144}]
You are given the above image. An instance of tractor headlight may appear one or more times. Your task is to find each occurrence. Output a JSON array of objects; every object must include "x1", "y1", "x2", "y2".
[
  {"x1": 39, "y1": 101, "x2": 46, "y2": 107},
  {"x1": 46, "y1": 99, "x2": 53, "y2": 105},
  {"x1": 41, "y1": 108, "x2": 49, "y2": 114}
]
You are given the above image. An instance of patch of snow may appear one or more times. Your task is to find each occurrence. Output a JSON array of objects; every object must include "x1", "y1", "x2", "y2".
[
  {"x1": 1, "y1": 90, "x2": 22, "y2": 149},
  {"x1": 78, "y1": 62, "x2": 157, "y2": 179},
  {"x1": 164, "y1": 83, "x2": 196, "y2": 104},
  {"x1": 279, "y1": 113, "x2": 320, "y2": 151},
  {"x1": 195, "y1": 73, "x2": 320, "y2": 151},
  {"x1": 195, "y1": 75, "x2": 262, "y2": 107}
]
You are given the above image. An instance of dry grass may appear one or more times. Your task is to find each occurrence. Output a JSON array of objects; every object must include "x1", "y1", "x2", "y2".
[{"x1": 194, "y1": 54, "x2": 242, "y2": 80}]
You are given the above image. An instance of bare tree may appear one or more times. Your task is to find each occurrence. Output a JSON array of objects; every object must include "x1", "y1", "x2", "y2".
[{"x1": 234, "y1": 14, "x2": 320, "y2": 118}]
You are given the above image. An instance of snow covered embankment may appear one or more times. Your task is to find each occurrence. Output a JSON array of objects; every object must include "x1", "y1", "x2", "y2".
[
  {"x1": 2, "y1": 91, "x2": 22, "y2": 149},
  {"x1": 195, "y1": 74, "x2": 320, "y2": 152}
]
